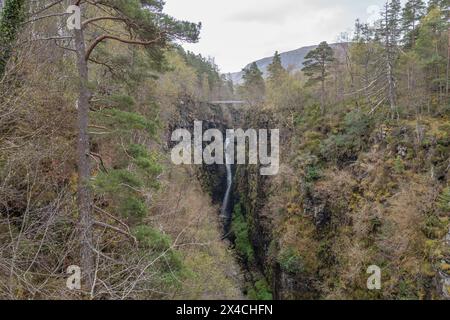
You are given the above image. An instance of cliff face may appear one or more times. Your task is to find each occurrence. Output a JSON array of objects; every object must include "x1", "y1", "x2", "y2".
[
  {"x1": 232, "y1": 111, "x2": 320, "y2": 300},
  {"x1": 168, "y1": 98, "x2": 450, "y2": 300},
  {"x1": 167, "y1": 97, "x2": 239, "y2": 204},
  {"x1": 231, "y1": 106, "x2": 450, "y2": 300}
]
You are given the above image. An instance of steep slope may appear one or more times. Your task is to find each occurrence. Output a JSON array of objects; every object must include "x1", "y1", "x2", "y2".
[
  {"x1": 0, "y1": 19, "x2": 243, "y2": 299},
  {"x1": 231, "y1": 105, "x2": 450, "y2": 300}
]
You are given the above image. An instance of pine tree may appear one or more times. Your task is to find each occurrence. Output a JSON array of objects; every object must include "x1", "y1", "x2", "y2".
[
  {"x1": 425, "y1": 0, "x2": 449, "y2": 96},
  {"x1": 362, "y1": 23, "x2": 375, "y2": 43},
  {"x1": 415, "y1": 7, "x2": 448, "y2": 101},
  {"x1": 354, "y1": 19, "x2": 374, "y2": 44},
  {"x1": 267, "y1": 51, "x2": 286, "y2": 83},
  {"x1": 353, "y1": 19, "x2": 364, "y2": 43},
  {"x1": 243, "y1": 62, "x2": 264, "y2": 85},
  {"x1": 379, "y1": 0, "x2": 402, "y2": 117},
  {"x1": 28, "y1": 0, "x2": 200, "y2": 290},
  {"x1": 302, "y1": 41, "x2": 335, "y2": 113},
  {"x1": 427, "y1": 0, "x2": 448, "y2": 12},
  {"x1": 240, "y1": 62, "x2": 265, "y2": 106},
  {"x1": 401, "y1": 0, "x2": 426, "y2": 48},
  {"x1": 350, "y1": 32, "x2": 382, "y2": 108},
  {"x1": 0, "y1": 0, "x2": 25, "y2": 77}
]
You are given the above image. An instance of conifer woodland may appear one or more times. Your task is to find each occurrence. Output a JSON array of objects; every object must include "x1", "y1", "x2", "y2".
[{"x1": 0, "y1": 0, "x2": 449, "y2": 300}]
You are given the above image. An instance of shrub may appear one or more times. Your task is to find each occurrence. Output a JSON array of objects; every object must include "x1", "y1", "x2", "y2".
[
  {"x1": 393, "y1": 156, "x2": 405, "y2": 174},
  {"x1": 0, "y1": 0, "x2": 26, "y2": 76},
  {"x1": 277, "y1": 247, "x2": 303, "y2": 274},
  {"x1": 320, "y1": 111, "x2": 373, "y2": 163},
  {"x1": 305, "y1": 165, "x2": 322, "y2": 182},
  {"x1": 232, "y1": 204, "x2": 254, "y2": 263},
  {"x1": 98, "y1": 108, "x2": 157, "y2": 135},
  {"x1": 135, "y1": 156, "x2": 163, "y2": 176},
  {"x1": 320, "y1": 134, "x2": 358, "y2": 163},
  {"x1": 344, "y1": 111, "x2": 372, "y2": 138},
  {"x1": 438, "y1": 187, "x2": 450, "y2": 212},
  {"x1": 120, "y1": 197, "x2": 147, "y2": 219},
  {"x1": 397, "y1": 279, "x2": 418, "y2": 300},
  {"x1": 133, "y1": 225, "x2": 172, "y2": 251},
  {"x1": 132, "y1": 225, "x2": 184, "y2": 279},
  {"x1": 422, "y1": 214, "x2": 448, "y2": 239},
  {"x1": 128, "y1": 144, "x2": 149, "y2": 158},
  {"x1": 247, "y1": 279, "x2": 273, "y2": 300},
  {"x1": 104, "y1": 94, "x2": 136, "y2": 111},
  {"x1": 94, "y1": 169, "x2": 142, "y2": 193},
  {"x1": 128, "y1": 144, "x2": 163, "y2": 181}
]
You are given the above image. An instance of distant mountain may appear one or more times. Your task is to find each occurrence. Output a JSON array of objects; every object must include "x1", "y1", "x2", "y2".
[{"x1": 227, "y1": 43, "x2": 342, "y2": 84}]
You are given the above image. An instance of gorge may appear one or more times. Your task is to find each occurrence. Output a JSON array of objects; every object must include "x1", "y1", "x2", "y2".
[{"x1": 1, "y1": 0, "x2": 449, "y2": 301}]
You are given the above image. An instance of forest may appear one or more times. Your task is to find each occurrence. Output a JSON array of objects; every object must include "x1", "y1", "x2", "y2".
[{"x1": 0, "y1": 0, "x2": 449, "y2": 300}]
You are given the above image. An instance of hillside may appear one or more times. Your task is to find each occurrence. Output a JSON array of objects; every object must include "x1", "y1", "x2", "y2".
[{"x1": 228, "y1": 43, "x2": 343, "y2": 84}]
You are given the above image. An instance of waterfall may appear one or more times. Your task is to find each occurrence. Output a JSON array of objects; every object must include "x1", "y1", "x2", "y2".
[{"x1": 221, "y1": 136, "x2": 233, "y2": 220}]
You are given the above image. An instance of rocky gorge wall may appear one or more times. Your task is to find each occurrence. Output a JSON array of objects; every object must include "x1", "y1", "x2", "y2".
[{"x1": 167, "y1": 97, "x2": 450, "y2": 300}]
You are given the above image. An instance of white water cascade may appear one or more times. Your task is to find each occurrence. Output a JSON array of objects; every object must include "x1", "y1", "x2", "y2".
[{"x1": 221, "y1": 136, "x2": 233, "y2": 220}]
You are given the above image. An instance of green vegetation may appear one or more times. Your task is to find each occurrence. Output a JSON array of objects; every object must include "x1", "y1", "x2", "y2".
[
  {"x1": 0, "y1": 0, "x2": 241, "y2": 300},
  {"x1": 247, "y1": 279, "x2": 273, "y2": 300},
  {"x1": 0, "y1": 0, "x2": 25, "y2": 76},
  {"x1": 438, "y1": 188, "x2": 450, "y2": 212},
  {"x1": 302, "y1": 41, "x2": 335, "y2": 113},
  {"x1": 239, "y1": 62, "x2": 265, "y2": 106},
  {"x1": 232, "y1": 0, "x2": 450, "y2": 300},
  {"x1": 278, "y1": 247, "x2": 304, "y2": 274},
  {"x1": 0, "y1": 0, "x2": 449, "y2": 301},
  {"x1": 232, "y1": 203, "x2": 254, "y2": 263}
]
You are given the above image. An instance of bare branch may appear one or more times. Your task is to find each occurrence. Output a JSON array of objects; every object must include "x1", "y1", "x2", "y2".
[
  {"x1": 94, "y1": 206, "x2": 132, "y2": 236},
  {"x1": 29, "y1": 0, "x2": 65, "y2": 17},
  {"x1": 23, "y1": 12, "x2": 70, "y2": 25},
  {"x1": 85, "y1": 34, "x2": 162, "y2": 61},
  {"x1": 88, "y1": 57, "x2": 116, "y2": 76},
  {"x1": 82, "y1": 16, "x2": 128, "y2": 29},
  {"x1": 93, "y1": 220, "x2": 137, "y2": 245},
  {"x1": 27, "y1": 36, "x2": 73, "y2": 42}
]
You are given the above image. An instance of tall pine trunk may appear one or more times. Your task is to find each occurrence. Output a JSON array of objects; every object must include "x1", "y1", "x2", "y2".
[
  {"x1": 446, "y1": 26, "x2": 449, "y2": 96},
  {"x1": 321, "y1": 62, "x2": 325, "y2": 114},
  {"x1": 387, "y1": 58, "x2": 397, "y2": 116},
  {"x1": 73, "y1": 13, "x2": 94, "y2": 292},
  {"x1": 321, "y1": 77, "x2": 325, "y2": 114},
  {"x1": 384, "y1": 5, "x2": 397, "y2": 119}
]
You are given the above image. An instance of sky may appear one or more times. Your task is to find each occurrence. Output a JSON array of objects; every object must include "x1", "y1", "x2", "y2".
[{"x1": 164, "y1": 0, "x2": 405, "y2": 74}]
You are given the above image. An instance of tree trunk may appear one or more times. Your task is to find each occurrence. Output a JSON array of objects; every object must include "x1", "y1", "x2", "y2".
[
  {"x1": 73, "y1": 10, "x2": 94, "y2": 292},
  {"x1": 446, "y1": 26, "x2": 449, "y2": 96},
  {"x1": 386, "y1": 27, "x2": 396, "y2": 116},
  {"x1": 321, "y1": 78, "x2": 325, "y2": 114},
  {"x1": 412, "y1": 9, "x2": 416, "y2": 48},
  {"x1": 383, "y1": 3, "x2": 397, "y2": 119},
  {"x1": 321, "y1": 64, "x2": 325, "y2": 114},
  {"x1": 387, "y1": 59, "x2": 397, "y2": 118},
  {"x1": 364, "y1": 59, "x2": 371, "y2": 106}
]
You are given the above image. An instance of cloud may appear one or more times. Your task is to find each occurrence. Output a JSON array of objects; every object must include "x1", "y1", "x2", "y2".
[
  {"x1": 227, "y1": 1, "x2": 302, "y2": 24},
  {"x1": 164, "y1": 0, "x2": 390, "y2": 73}
]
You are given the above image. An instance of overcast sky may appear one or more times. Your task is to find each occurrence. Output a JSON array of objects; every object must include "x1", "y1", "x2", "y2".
[{"x1": 164, "y1": 0, "x2": 406, "y2": 73}]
